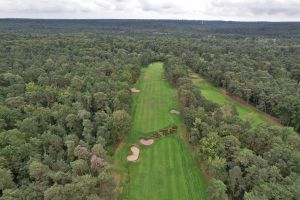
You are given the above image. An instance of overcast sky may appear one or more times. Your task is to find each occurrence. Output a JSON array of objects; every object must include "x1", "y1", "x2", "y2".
[{"x1": 0, "y1": 0, "x2": 300, "y2": 21}]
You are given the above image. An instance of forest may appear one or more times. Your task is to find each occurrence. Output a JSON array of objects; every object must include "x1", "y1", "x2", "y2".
[
  {"x1": 0, "y1": 19, "x2": 299, "y2": 200},
  {"x1": 183, "y1": 38, "x2": 300, "y2": 132},
  {"x1": 164, "y1": 56, "x2": 300, "y2": 199}
]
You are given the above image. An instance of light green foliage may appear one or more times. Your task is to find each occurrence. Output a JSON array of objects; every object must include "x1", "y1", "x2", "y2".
[
  {"x1": 110, "y1": 110, "x2": 131, "y2": 140},
  {"x1": 198, "y1": 133, "x2": 219, "y2": 159},
  {"x1": 0, "y1": 168, "x2": 14, "y2": 190},
  {"x1": 207, "y1": 179, "x2": 227, "y2": 200},
  {"x1": 71, "y1": 75, "x2": 84, "y2": 91},
  {"x1": 70, "y1": 159, "x2": 90, "y2": 176},
  {"x1": 28, "y1": 160, "x2": 50, "y2": 181},
  {"x1": 91, "y1": 144, "x2": 106, "y2": 157}
]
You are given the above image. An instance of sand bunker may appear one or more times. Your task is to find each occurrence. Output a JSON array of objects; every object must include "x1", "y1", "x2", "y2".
[
  {"x1": 131, "y1": 88, "x2": 140, "y2": 93},
  {"x1": 140, "y1": 138, "x2": 154, "y2": 146},
  {"x1": 126, "y1": 145, "x2": 140, "y2": 162},
  {"x1": 170, "y1": 109, "x2": 180, "y2": 115}
]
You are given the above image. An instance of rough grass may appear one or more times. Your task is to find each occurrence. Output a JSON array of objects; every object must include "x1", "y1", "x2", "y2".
[
  {"x1": 114, "y1": 63, "x2": 207, "y2": 200},
  {"x1": 190, "y1": 72, "x2": 281, "y2": 127}
]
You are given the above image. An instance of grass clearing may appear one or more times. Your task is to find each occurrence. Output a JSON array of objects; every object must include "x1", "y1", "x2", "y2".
[
  {"x1": 114, "y1": 63, "x2": 207, "y2": 200},
  {"x1": 190, "y1": 72, "x2": 282, "y2": 127}
]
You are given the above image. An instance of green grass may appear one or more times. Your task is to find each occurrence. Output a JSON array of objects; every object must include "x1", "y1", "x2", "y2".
[
  {"x1": 114, "y1": 63, "x2": 207, "y2": 200},
  {"x1": 190, "y1": 72, "x2": 280, "y2": 127}
]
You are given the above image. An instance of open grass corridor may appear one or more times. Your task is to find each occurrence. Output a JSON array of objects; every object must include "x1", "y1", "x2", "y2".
[
  {"x1": 190, "y1": 72, "x2": 282, "y2": 127},
  {"x1": 114, "y1": 63, "x2": 207, "y2": 200}
]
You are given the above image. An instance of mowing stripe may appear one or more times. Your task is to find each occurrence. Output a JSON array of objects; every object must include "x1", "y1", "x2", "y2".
[{"x1": 118, "y1": 63, "x2": 207, "y2": 200}]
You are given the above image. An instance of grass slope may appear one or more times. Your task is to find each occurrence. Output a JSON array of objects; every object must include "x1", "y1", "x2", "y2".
[
  {"x1": 190, "y1": 72, "x2": 281, "y2": 127},
  {"x1": 115, "y1": 63, "x2": 207, "y2": 200}
]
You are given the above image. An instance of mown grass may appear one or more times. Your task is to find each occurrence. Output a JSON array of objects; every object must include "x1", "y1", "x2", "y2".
[
  {"x1": 190, "y1": 72, "x2": 281, "y2": 127},
  {"x1": 114, "y1": 63, "x2": 207, "y2": 200}
]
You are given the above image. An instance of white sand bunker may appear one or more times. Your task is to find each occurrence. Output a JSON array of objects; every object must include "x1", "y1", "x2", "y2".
[
  {"x1": 170, "y1": 109, "x2": 180, "y2": 115},
  {"x1": 126, "y1": 145, "x2": 140, "y2": 162},
  {"x1": 140, "y1": 138, "x2": 154, "y2": 146},
  {"x1": 131, "y1": 88, "x2": 140, "y2": 93}
]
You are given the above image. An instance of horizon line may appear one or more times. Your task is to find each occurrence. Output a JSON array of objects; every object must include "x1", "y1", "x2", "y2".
[{"x1": 0, "y1": 18, "x2": 299, "y2": 23}]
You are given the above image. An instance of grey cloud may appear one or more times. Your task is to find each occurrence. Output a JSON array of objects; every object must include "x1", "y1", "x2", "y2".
[
  {"x1": 0, "y1": 0, "x2": 133, "y2": 13},
  {"x1": 138, "y1": 0, "x2": 185, "y2": 14},
  {"x1": 0, "y1": 0, "x2": 95, "y2": 13},
  {"x1": 0, "y1": 0, "x2": 299, "y2": 20},
  {"x1": 210, "y1": 0, "x2": 300, "y2": 16},
  {"x1": 94, "y1": 1, "x2": 114, "y2": 10}
]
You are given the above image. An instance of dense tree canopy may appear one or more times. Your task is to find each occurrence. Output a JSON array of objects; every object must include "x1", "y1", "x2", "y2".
[
  {"x1": 0, "y1": 19, "x2": 299, "y2": 199},
  {"x1": 0, "y1": 32, "x2": 162, "y2": 199}
]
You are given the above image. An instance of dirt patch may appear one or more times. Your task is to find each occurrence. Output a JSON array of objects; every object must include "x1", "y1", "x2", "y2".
[
  {"x1": 112, "y1": 141, "x2": 126, "y2": 193},
  {"x1": 140, "y1": 138, "x2": 154, "y2": 146},
  {"x1": 112, "y1": 173, "x2": 121, "y2": 187},
  {"x1": 126, "y1": 145, "x2": 140, "y2": 162},
  {"x1": 144, "y1": 76, "x2": 149, "y2": 80},
  {"x1": 131, "y1": 88, "x2": 140, "y2": 93},
  {"x1": 170, "y1": 109, "x2": 180, "y2": 115}
]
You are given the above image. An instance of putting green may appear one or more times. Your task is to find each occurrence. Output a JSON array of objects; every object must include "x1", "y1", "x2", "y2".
[
  {"x1": 190, "y1": 72, "x2": 281, "y2": 127},
  {"x1": 115, "y1": 63, "x2": 207, "y2": 200}
]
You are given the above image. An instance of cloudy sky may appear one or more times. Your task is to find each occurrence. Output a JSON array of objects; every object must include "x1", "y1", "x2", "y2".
[{"x1": 0, "y1": 0, "x2": 300, "y2": 21}]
